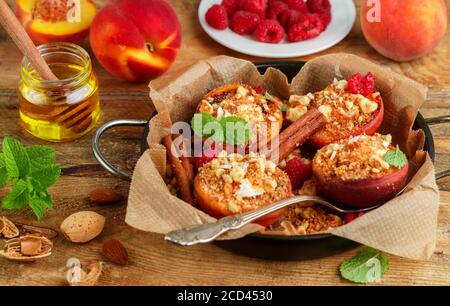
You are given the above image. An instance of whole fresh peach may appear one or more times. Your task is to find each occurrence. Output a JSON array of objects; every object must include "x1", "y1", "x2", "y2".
[
  {"x1": 15, "y1": 0, "x2": 96, "y2": 45},
  {"x1": 361, "y1": 0, "x2": 448, "y2": 61},
  {"x1": 89, "y1": 0, "x2": 181, "y2": 82}
]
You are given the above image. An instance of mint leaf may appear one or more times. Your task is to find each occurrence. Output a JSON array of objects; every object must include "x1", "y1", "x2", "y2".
[
  {"x1": 278, "y1": 101, "x2": 288, "y2": 112},
  {"x1": 0, "y1": 137, "x2": 60, "y2": 219},
  {"x1": 383, "y1": 145, "x2": 407, "y2": 168},
  {"x1": 0, "y1": 154, "x2": 8, "y2": 188},
  {"x1": 2, "y1": 137, "x2": 30, "y2": 179},
  {"x1": 2, "y1": 179, "x2": 29, "y2": 210},
  {"x1": 191, "y1": 113, "x2": 218, "y2": 136},
  {"x1": 29, "y1": 164, "x2": 61, "y2": 190},
  {"x1": 220, "y1": 116, "x2": 251, "y2": 145},
  {"x1": 264, "y1": 91, "x2": 274, "y2": 101},
  {"x1": 26, "y1": 145, "x2": 56, "y2": 171},
  {"x1": 340, "y1": 247, "x2": 389, "y2": 284},
  {"x1": 28, "y1": 195, "x2": 47, "y2": 220}
]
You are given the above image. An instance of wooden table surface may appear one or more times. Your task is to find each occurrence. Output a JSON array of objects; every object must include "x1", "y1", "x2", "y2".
[{"x1": 0, "y1": 0, "x2": 449, "y2": 286}]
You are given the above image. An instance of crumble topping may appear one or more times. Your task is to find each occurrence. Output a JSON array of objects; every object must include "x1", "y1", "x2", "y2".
[
  {"x1": 197, "y1": 85, "x2": 282, "y2": 134},
  {"x1": 286, "y1": 78, "x2": 381, "y2": 139},
  {"x1": 313, "y1": 133, "x2": 396, "y2": 182},
  {"x1": 195, "y1": 151, "x2": 291, "y2": 214}
]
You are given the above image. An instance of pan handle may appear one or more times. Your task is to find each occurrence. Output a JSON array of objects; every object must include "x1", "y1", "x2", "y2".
[
  {"x1": 92, "y1": 119, "x2": 148, "y2": 181},
  {"x1": 425, "y1": 115, "x2": 450, "y2": 180}
]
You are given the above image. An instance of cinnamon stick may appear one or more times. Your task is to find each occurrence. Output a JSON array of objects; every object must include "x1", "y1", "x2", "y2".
[
  {"x1": 0, "y1": 0, "x2": 58, "y2": 81},
  {"x1": 268, "y1": 109, "x2": 326, "y2": 161},
  {"x1": 172, "y1": 135, "x2": 195, "y2": 183},
  {"x1": 162, "y1": 135, "x2": 195, "y2": 205}
]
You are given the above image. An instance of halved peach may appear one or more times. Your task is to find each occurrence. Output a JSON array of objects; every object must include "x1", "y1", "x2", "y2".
[
  {"x1": 195, "y1": 84, "x2": 283, "y2": 146},
  {"x1": 313, "y1": 163, "x2": 408, "y2": 208},
  {"x1": 15, "y1": 0, "x2": 96, "y2": 45},
  {"x1": 309, "y1": 95, "x2": 384, "y2": 148}
]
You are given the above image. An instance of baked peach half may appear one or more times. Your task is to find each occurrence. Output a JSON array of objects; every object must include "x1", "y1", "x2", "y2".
[
  {"x1": 312, "y1": 134, "x2": 409, "y2": 208},
  {"x1": 15, "y1": 0, "x2": 96, "y2": 45},
  {"x1": 194, "y1": 151, "x2": 292, "y2": 226},
  {"x1": 286, "y1": 78, "x2": 384, "y2": 148},
  {"x1": 195, "y1": 84, "x2": 283, "y2": 146}
]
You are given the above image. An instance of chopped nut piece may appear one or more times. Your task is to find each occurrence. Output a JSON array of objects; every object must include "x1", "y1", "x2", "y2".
[
  {"x1": 286, "y1": 105, "x2": 307, "y2": 122},
  {"x1": 357, "y1": 95, "x2": 379, "y2": 114},
  {"x1": 317, "y1": 105, "x2": 332, "y2": 121},
  {"x1": 289, "y1": 95, "x2": 311, "y2": 106},
  {"x1": 198, "y1": 100, "x2": 214, "y2": 114}
]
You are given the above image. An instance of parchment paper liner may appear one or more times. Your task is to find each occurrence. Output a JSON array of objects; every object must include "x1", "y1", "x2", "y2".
[{"x1": 126, "y1": 54, "x2": 439, "y2": 260}]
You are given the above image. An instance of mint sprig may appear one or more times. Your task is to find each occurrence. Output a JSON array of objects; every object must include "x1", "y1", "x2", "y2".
[
  {"x1": 0, "y1": 137, "x2": 60, "y2": 219},
  {"x1": 191, "y1": 112, "x2": 251, "y2": 145},
  {"x1": 383, "y1": 145, "x2": 407, "y2": 169},
  {"x1": 339, "y1": 247, "x2": 389, "y2": 284}
]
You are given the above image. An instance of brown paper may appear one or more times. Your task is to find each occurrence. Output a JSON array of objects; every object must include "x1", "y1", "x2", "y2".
[{"x1": 126, "y1": 54, "x2": 440, "y2": 260}]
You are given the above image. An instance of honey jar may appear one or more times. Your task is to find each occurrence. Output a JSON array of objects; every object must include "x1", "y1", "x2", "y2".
[{"x1": 18, "y1": 42, "x2": 100, "y2": 142}]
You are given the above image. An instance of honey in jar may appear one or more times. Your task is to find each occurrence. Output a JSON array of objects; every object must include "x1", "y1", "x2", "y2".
[{"x1": 18, "y1": 42, "x2": 100, "y2": 142}]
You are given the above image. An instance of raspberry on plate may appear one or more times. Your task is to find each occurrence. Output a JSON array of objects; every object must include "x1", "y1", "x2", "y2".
[
  {"x1": 254, "y1": 19, "x2": 285, "y2": 43},
  {"x1": 222, "y1": 0, "x2": 240, "y2": 16},
  {"x1": 287, "y1": 13, "x2": 324, "y2": 42},
  {"x1": 239, "y1": 0, "x2": 267, "y2": 15},
  {"x1": 266, "y1": 1, "x2": 289, "y2": 19},
  {"x1": 307, "y1": 0, "x2": 331, "y2": 14},
  {"x1": 278, "y1": 9, "x2": 304, "y2": 30},
  {"x1": 231, "y1": 10, "x2": 261, "y2": 35},
  {"x1": 286, "y1": 0, "x2": 308, "y2": 12},
  {"x1": 319, "y1": 11, "x2": 331, "y2": 28},
  {"x1": 205, "y1": 4, "x2": 229, "y2": 30}
]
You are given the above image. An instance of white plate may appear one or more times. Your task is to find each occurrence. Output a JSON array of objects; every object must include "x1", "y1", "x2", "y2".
[{"x1": 198, "y1": 0, "x2": 356, "y2": 58}]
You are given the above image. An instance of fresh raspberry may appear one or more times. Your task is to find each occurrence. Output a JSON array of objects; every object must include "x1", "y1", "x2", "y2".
[
  {"x1": 254, "y1": 19, "x2": 285, "y2": 43},
  {"x1": 230, "y1": 10, "x2": 261, "y2": 35},
  {"x1": 346, "y1": 73, "x2": 363, "y2": 95},
  {"x1": 278, "y1": 9, "x2": 304, "y2": 30},
  {"x1": 346, "y1": 72, "x2": 375, "y2": 96},
  {"x1": 307, "y1": 0, "x2": 331, "y2": 14},
  {"x1": 222, "y1": 0, "x2": 240, "y2": 16},
  {"x1": 239, "y1": 0, "x2": 267, "y2": 15},
  {"x1": 286, "y1": 0, "x2": 308, "y2": 12},
  {"x1": 287, "y1": 13, "x2": 324, "y2": 42},
  {"x1": 344, "y1": 212, "x2": 366, "y2": 224},
  {"x1": 319, "y1": 11, "x2": 331, "y2": 28},
  {"x1": 193, "y1": 147, "x2": 220, "y2": 171},
  {"x1": 205, "y1": 4, "x2": 228, "y2": 30},
  {"x1": 266, "y1": 1, "x2": 289, "y2": 19},
  {"x1": 284, "y1": 156, "x2": 312, "y2": 190},
  {"x1": 362, "y1": 72, "x2": 375, "y2": 96}
]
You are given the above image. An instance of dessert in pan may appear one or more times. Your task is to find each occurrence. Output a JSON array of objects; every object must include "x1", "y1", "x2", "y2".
[{"x1": 162, "y1": 72, "x2": 408, "y2": 236}]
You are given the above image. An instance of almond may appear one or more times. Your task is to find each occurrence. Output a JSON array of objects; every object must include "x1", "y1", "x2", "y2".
[
  {"x1": 60, "y1": 211, "x2": 105, "y2": 243},
  {"x1": 102, "y1": 239, "x2": 128, "y2": 266},
  {"x1": 89, "y1": 188, "x2": 123, "y2": 205}
]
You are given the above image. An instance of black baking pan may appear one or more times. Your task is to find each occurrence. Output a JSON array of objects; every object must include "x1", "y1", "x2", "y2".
[{"x1": 92, "y1": 61, "x2": 450, "y2": 247}]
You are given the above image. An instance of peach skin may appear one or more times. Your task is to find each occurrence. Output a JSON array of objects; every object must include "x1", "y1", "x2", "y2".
[
  {"x1": 361, "y1": 0, "x2": 447, "y2": 61},
  {"x1": 15, "y1": 0, "x2": 96, "y2": 45},
  {"x1": 89, "y1": 0, "x2": 181, "y2": 82}
]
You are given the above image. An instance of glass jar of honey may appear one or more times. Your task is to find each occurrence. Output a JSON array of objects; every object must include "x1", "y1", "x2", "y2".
[{"x1": 18, "y1": 42, "x2": 100, "y2": 142}]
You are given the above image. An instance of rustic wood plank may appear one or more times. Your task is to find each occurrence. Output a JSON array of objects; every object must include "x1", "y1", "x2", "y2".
[{"x1": 0, "y1": 0, "x2": 449, "y2": 286}]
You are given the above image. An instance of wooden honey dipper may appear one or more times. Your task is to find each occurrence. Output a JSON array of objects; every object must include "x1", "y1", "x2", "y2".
[{"x1": 0, "y1": 0, "x2": 94, "y2": 133}]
